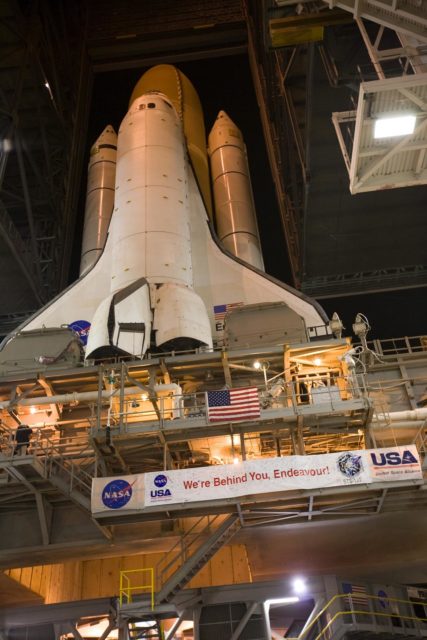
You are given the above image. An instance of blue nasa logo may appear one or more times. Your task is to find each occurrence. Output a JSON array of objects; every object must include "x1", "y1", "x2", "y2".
[
  {"x1": 151, "y1": 475, "x2": 171, "y2": 499},
  {"x1": 68, "y1": 320, "x2": 91, "y2": 346},
  {"x1": 371, "y1": 450, "x2": 418, "y2": 466},
  {"x1": 102, "y1": 479, "x2": 133, "y2": 509},
  {"x1": 154, "y1": 474, "x2": 167, "y2": 488},
  {"x1": 337, "y1": 453, "x2": 363, "y2": 478}
]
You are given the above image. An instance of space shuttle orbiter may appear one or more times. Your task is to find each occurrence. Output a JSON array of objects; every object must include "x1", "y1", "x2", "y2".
[{"x1": 1, "y1": 65, "x2": 328, "y2": 365}]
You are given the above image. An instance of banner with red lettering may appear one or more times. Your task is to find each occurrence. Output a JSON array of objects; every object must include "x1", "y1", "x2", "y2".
[
  {"x1": 91, "y1": 446, "x2": 422, "y2": 514},
  {"x1": 143, "y1": 445, "x2": 422, "y2": 508}
]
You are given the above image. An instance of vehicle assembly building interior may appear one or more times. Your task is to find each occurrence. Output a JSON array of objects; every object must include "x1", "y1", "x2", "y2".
[{"x1": 0, "y1": 2, "x2": 426, "y2": 640}]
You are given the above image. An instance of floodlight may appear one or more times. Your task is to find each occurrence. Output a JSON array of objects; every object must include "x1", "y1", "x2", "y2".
[
  {"x1": 374, "y1": 115, "x2": 416, "y2": 139},
  {"x1": 292, "y1": 577, "x2": 307, "y2": 594}
]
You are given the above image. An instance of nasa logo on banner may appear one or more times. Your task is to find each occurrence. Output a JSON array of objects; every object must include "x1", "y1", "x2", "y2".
[
  {"x1": 102, "y1": 479, "x2": 134, "y2": 509},
  {"x1": 154, "y1": 474, "x2": 168, "y2": 488},
  {"x1": 91, "y1": 474, "x2": 144, "y2": 514},
  {"x1": 150, "y1": 474, "x2": 172, "y2": 500},
  {"x1": 68, "y1": 320, "x2": 91, "y2": 346}
]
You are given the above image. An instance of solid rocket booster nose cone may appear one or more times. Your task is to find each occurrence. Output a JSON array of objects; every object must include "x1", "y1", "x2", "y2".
[
  {"x1": 90, "y1": 126, "x2": 118, "y2": 159},
  {"x1": 208, "y1": 111, "x2": 244, "y2": 153},
  {"x1": 94, "y1": 125, "x2": 117, "y2": 146}
]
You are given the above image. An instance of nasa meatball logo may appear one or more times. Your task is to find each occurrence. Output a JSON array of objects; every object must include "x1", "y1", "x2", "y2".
[
  {"x1": 154, "y1": 474, "x2": 168, "y2": 488},
  {"x1": 337, "y1": 453, "x2": 363, "y2": 478},
  {"x1": 68, "y1": 320, "x2": 91, "y2": 346},
  {"x1": 151, "y1": 474, "x2": 171, "y2": 499},
  {"x1": 102, "y1": 479, "x2": 133, "y2": 509}
]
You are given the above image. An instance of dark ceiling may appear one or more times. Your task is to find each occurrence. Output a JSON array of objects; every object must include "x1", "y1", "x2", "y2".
[{"x1": 0, "y1": 0, "x2": 426, "y2": 340}]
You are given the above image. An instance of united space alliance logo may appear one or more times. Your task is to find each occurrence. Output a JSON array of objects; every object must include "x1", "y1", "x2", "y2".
[
  {"x1": 337, "y1": 453, "x2": 363, "y2": 478},
  {"x1": 102, "y1": 479, "x2": 133, "y2": 509},
  {"x1": 151, "y1": 474, "x2": 171, "y2": 499}
]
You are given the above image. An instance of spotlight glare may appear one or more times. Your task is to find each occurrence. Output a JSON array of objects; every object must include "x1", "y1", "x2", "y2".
[
  {"x1": 29, "y1": 406, "x2": 37, "y2": 415},
  {"x1": 233, "y1": 457, "x2": 240, "y2": 465},
  {"x1": 313, "y1": 358, "x2": 322, "y2": 366},
  {"x1": 253, "y1": 360, "x2": 262, "y2": 370},
  {"x1": 293, "y1": 577, "x2": 307, "y2": 594}
]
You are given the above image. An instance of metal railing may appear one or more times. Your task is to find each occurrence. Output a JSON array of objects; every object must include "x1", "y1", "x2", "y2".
[
  {"x1": 155, "y1": 515, "x2": 223, "y2": 592},
  {"x1": 85, "y1": 324, "x2": 334, "y2": 367},
  {"x1": 34, "y1": 437, "x2": 94, "y2": 498},
  {"x1": 119, "y1": 568, "x2": 154, "y2": 609},
  {"x1": 366, "y1": 335, "x2": 427, "y2": 357},
  {"x1": 414, "y1": 419, "x2": 427, "y2": 458},
  {"x1": 286, "y1": 593, "x2": 427, "y2": 640},
  {"x1": 0, "y1": 429, "x2": 94, "y2": 498},
  {"x1": 102, "y1": 374, "x2": 363, "y2": 433}
]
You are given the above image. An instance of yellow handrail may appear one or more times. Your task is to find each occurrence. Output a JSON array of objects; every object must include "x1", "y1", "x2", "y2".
[
  {"x1": 119, "y1": 568, "x2": 154, "y2": 610},
  {"x1": 286, "y1": 593, "x2": 427, "y2": 640},
  {"x1": 314, "y1": 608, "x2": 427, "y2": 640}
]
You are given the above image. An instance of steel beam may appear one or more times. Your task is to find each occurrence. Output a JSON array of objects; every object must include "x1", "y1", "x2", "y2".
[
  {"x1": 35, "y1": 492, "x2": 53, "y2": 545},
  {"x1": 230, "y1": 602, "x2": 259, "y2": 640},
  {"x1": 0, "y1": 201, "x2": 43, "y2": 304}
]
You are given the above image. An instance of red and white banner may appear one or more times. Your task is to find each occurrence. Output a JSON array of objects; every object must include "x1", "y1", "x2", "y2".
[{"x1": 91, "y1": 445, "x2": 422, "y2": 514}]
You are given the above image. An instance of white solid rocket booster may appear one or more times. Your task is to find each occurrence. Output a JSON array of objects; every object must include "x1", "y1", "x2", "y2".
[
  {"x1": 80, "y1": 126, "x2": 117, "y2": 276},
  {"x1": 208, "y1": 111, "x2": 264, "y2": 271}
]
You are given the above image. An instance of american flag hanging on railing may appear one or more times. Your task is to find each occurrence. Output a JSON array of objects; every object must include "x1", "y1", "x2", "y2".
[{"x1": 206, "y1": 387, "x2": 260, "y2": 422}]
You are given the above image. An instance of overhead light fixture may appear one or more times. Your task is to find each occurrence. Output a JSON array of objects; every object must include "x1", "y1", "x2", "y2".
[
  {"x1": 29, "y1": 406, "x2": 37, "y2": 415},
  {"x1": 266, "y1": 597, "x2": 300, "y2": 606},
  {"x1": 253, "y1": 360, "x2": 269, "y2": 388},
  {"x1": 292, "y1": 576, "x2": 307, "y2": 594},
  {"x1": 374, "y1": 114, "x2": 416, "y2": 139},
  {"x1": 313, "y1": 358, "x2": 322, "y2": 367}
]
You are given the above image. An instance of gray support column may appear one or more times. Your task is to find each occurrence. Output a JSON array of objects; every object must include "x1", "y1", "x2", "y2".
[
  {"x1": 262, "y1": 603, "x2": 271, "y2": 640},
  {"x1": 65, "y1": 622, "x2": 85, "y2": 640},
  {"x1": 118, "y1": 622, "x2": 129, "y2": 640},
  {"x1": 165, "y1": 613, "x2": 185, "y2": 640},
  {"x1": 99, "y1": 620, "x2": 117, "y2": 640},
  {"x1": 230, "y1": 602, "x2": 258, "y2": 640},
  {"x1": 193, "y1": 607, "x2": 201, "y2": 640}
]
